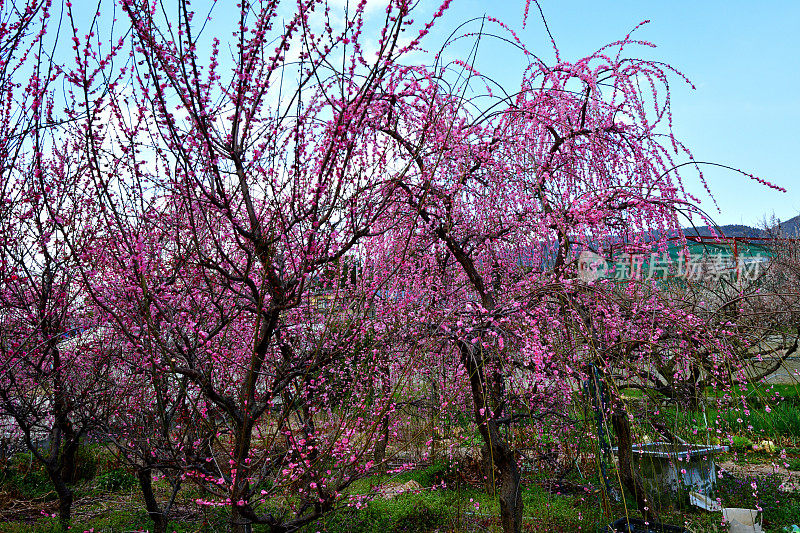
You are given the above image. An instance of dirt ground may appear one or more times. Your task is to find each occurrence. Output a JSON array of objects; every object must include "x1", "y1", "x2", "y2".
[{"x1": 719, "y1": 458, "x2": 800, "y2": 492}]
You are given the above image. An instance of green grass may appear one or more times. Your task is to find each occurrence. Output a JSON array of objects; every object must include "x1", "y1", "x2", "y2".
[
  {"x1": 0, "y1": 518, "x2": 63, "y2": 533},
  {"x1": 639, "y1": 390, "x2": 800, "y2": 445},
  {"x1": 723, "y1": 383, "x2": 800, "y2": 409},
  {"x1": 303, "y1": 459, "x2": 716, "y2": 533},
  {"x1": 711, "y1": 402, "x2": 800, "y2": 439},
  {"x1": 0, "y1": 510, "x2": 231, "y2": 533},
  {"x1": 301, "y1": 482, "x2": 616, "y2": 533},
  {"x1": 0, "y1": 452, "x2": 55, "y2": 500},
  {"x1": 6, "y1": 390, "x2": 800, "y2": 533},
  {"x1": 303, "y1": 490, "x2": 452, "y2": 533},
  {"x1": 92, "y1": 468, "x2": 137, "y2": 493},
  {"x1": 4, "y1": 461, "x2": 799, "y2": 533}
]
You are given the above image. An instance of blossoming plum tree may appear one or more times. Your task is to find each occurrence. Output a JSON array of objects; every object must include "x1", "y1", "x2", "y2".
[
  {"x1": 0, "y1": 1, "x2": 126, "y2": 527},
  {"x1": 374, "y1": 16, "x2": 780, "y2": 529},
  {"x1": 0, "y1": 0, "x2": 781, "y2": 531},
  {"x1": 62, "y1": 0, "x2": 455, "y2": 531}
]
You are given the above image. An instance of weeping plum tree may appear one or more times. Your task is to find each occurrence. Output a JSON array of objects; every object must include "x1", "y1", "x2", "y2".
[{"x1": 375, "y1": 15, "x2": 783, "y2": 530}]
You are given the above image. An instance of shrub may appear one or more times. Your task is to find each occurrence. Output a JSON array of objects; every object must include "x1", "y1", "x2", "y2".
[
  {"x1": 414, "y1": 460, "x2": 457, "y2": 487},
  {"x1": 363, "y1": 495, "x2": 449, "y2": 533},
  {"x1": 301, "y1": 492, "x2": 451, "y2": 533},
  {"x1": 0, "y1": 453, "x2": 53, "y2": 499},
  {"x1": 70, "y1": 443, "x2": 100, "y2": 483},
  {"x1": 94, "y1": 468, "x2": 136, "y2": 492},
  {"x1": 729, "y1": 435, "x2": 754, "y2": 452}
]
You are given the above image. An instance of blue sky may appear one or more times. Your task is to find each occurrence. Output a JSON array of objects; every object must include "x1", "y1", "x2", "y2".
[
  {"x1": 436, "y1": 0, "x2": 800, "y2": 227},
  {"x1": 68, "y1": 0, "x2": 798, "y2": 227}
]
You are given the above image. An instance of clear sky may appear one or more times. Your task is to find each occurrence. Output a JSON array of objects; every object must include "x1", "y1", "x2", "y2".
[
  {"x1": 433, "y1": 0, "x2": 800, "y2": 227},
  {"x1": 67, "y1": 0, "x2": 798, "y2": 227}
]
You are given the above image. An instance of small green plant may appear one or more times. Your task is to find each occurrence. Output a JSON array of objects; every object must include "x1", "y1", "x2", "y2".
[
  {"x1": 0, "y1": 453, "x2": 53, "y2": 500},
  {"x1": 414, "y1": 460, "x2": 456, "y2": 487},
  {"x1": 70, "y1": 442, "x2": 101, "y2": 483},
  {"x1": 729, "y1": 435, "x2": 754, "y2": 452},
  {"x1": 94, "y1": 467, "x2": 136, "y2": 492}
]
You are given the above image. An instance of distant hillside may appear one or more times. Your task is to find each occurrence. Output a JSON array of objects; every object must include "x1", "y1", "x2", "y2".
[
  {"x1": 683, "y1": 224, "x2": 765, "y2": 239},
  {"x1": 778, "y1": 215, "x2": 800, "y2": 237},
  {"x1": 682, "y1": 214, "x2": 800, "y2": 239}
]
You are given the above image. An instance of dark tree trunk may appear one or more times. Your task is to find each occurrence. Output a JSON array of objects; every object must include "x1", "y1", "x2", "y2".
[
  {"x1": 60, "y1": 438, "x2": 79, "y2": 484},
  {"x1": 48, "y1": 471, "x2": 73, "y2": 530},
  {"x1": 227, "y1": 311, "x2": 280, "y2": 533},
  {"x1": 50, "y1": 342, "x2": 76, "y2": 529},
  {"x1": 686, "y1": 364, "x2": 702, "y2": 411},
  {"x1": 47, "y1": 346, "x2": 80, "y2": 532},
  {"x1": 230, "y1": 420, "x2": 254, "y2": 533},
  {"x1": 374, "y1": 364, "x2": 392, "y2": 473},
  {"x1": 137, "y1": 467, "x2": 168, "y2": 533},
  {"x1": 230, "y1": 504, "x2": 253, "y2": 533},
  {"x1": 374, "y1": 413, "x2": 390, "y2": 474},
  {"x1": 486, "y1": 432, "x2": 522, "y2": 533},
  {"x1": 430, "y1": 378, "x2": 440, "y2": 459},
  {"x1": 460, "y1": 342, "x2": 522, "y2": 533},
  {"x1": 611, "y1": 409, "x2": 657, "y2": 522}
]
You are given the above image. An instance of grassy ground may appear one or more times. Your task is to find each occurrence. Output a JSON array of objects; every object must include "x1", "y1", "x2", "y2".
[
  {"x1": 6, "y1": 391, "x2": 800, "y2": 532},
  {"x1": 0, "y1": 465, "x2": 796, "y2": 532},
  {"x1": 0, "y1": 453, "x2": 746, "y2": 533},
  {"x1": 0, "y1": 470, "x2": 690, "y2": 532}
]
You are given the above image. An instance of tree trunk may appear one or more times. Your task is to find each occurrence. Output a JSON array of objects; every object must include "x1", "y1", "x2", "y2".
[
  {"x1": 460, "y1": 342, "x2": 522, "y2": 533},
  {"x1": 479, "y1": 425, "x2": 521, "y2": 532},
  {"x1": 374, "y1": 413, "x2": 390, "y2": 474},
  {"x1": 430, "y1": 378, "x2": 440, "y2": 459},
  {"x1": 230, "y1": 504, "x2": 253, "y2": 533},
  {"x1": 686, "y1": 364, "x2": 702, "y2": 411},
  {"x1": 611, "y1": 409, "x2": 658, "y2": 522},
  {"x1": 49, "y1": 472, "x2": 73, "y2": 530},
  {"x1": 137, "y1": 467, "x2": 168, "y2": 533},
  {"x1": 489, "y1": 432, "x2": 522, "y2": 533},
  {"x1": 50, "y1": 342, "x2": 77, "y2": 529},
  {"x1": 230, "y1": 421, "x2": 254, "y2": 533},
  {"x1": 61, "y1": 439, "x2": 79, "y2": 484},
  {"x1": 374, "y1": 364, "x2": 392, "y2": 474}
]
